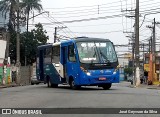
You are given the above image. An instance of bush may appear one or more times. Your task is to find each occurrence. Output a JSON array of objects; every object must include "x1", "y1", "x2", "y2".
[{"x1": 124, "y1": 67, "x2": 133, "y2": 76}]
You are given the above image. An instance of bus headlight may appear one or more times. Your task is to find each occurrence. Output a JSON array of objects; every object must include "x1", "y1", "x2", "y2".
[{"x1": 86, "y1": 72, "x2": 91, "y2": 76}]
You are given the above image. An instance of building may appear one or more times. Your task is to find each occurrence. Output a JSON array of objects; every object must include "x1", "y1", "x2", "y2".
[
  {"x1": 144, "y1": 53, "x2": 160, "y2": 84},
  {"x1": 118, "y1": 53, "x2": 131, "y2": 81}
]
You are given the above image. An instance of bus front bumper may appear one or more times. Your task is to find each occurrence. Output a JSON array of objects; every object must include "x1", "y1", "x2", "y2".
[{"x1": 79, "y1": 74, "x2": 119, "y2": 85}]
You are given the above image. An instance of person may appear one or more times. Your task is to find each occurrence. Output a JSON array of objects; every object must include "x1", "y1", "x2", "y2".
[
  {"x1": 144, "y1": 69, "x2": 148, "y2": 84},
  {"x1": 140, "y1": 75, "x2": 143, "y2": 84}
]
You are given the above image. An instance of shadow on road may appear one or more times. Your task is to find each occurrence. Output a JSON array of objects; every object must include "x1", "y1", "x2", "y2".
[{"x1": 38, "y1": 84, "x2": 117, "y2": 91}]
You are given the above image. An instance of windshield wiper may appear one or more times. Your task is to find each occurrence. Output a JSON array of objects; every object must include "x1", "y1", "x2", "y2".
[{"x1": 99, "y1": 50, "x2": 110, "y2": 63}]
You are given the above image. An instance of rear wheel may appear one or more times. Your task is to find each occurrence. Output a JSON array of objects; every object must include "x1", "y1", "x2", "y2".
[
  {"x1": 102, "y1": 83, "x2": 112, "y2": 90},
  {"x1": 47, "y1": 78, "x2": 52, "y2": 88},
  {"x1": 47, "y1": 78, "x2": 58, "y2": 88}
]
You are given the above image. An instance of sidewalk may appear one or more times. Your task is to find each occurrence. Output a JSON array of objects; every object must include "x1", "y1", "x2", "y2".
[
  {"x1": 138, "y1": 83, "x2": 160, "y2": 90},
  {"x1": 129, "y1": 82, "x2": 160, "y2": 90},
  {"x1": 0, "y1": 82, "x2": 19, "y2": 88}
]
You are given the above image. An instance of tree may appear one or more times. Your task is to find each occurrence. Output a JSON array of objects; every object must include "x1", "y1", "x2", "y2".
[
  {"x1": 0, "y1": 0, "x2": 16, "y2": 30},
  {"x1": 9, "y1": 23, "x2": 48, "y2": 65},
  {"x1": 0, "y1": 0, "x2": 17, "y2": 59},
  {"x1": 21, "y1": 0, "x2": 43, "y2": 33},
  {"x1": 32, "y1": 23, "x2": 48, "y2": 44},
  {"x1": 124, "y1": 67, "x2": 133, "y2": 76}
]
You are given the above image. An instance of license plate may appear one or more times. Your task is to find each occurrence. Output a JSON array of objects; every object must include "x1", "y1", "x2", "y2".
[{"x1": 99, "y1": 77, "x2": 106, "y2": 80}]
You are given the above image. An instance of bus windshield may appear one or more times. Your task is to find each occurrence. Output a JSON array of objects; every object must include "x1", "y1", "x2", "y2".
[{"x1": 76, "y1": 41, "x2": 117, "y2": 64}]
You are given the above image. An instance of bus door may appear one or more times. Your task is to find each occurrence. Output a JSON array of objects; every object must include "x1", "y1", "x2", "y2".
[
  {"x1": 39, "y1": 49, "x2": 44, "y2": 81},
  {"x1": 66, "y1": 44, "x2": 79, "y2": 85},
  {"x1": 61, "y1": 46, "x2": 67, "y2": 83}
]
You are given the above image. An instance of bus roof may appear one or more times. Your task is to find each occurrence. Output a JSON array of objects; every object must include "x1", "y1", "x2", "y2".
[
  {"x1": 74, "y1": 37, "x2": 110, "y2": 42},
  {"x1": 61, "y1": 37, "x2": 111, "y2": 44},
  {"x1": 38, "y1": 37, "x2": 111, "y2": 49},
  {"x1": 37, "y1": 44, "x2": 53, "y2": 50}
]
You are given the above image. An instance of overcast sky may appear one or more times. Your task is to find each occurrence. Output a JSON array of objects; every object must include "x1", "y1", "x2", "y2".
[{"x1": 28, "y1": 0, "x2": 160, "y2": 55}]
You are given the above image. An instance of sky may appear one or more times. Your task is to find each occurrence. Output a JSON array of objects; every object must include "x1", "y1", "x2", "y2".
[{"x1": 27, "y1": 0, "x2": 160, "y2": 56}]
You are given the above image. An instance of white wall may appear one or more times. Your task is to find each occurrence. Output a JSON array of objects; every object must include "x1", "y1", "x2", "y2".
[
  {"x1": 0, "y1": 40, "x2": 6, "y2": 63},
  {"x1": 118, "y1": 58, "x2": 129, "y2": 67}
]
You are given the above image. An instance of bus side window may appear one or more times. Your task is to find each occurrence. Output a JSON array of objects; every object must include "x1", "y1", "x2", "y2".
[
  {"x1": 45, "y1": 47, "x2": 52, "y2": 63},
  {"x1": 68, "y1": 44, "x2": 76, "y2": 62},
  {"x1": 52, "y1": 45, "x2": 60, "y2": 64}
]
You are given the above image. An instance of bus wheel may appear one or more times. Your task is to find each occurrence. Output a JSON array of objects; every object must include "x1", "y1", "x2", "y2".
[
  {"x1": 47, "y1": 79, "x2": 52, "y2": 88},
  {"x1": 102, "y1": 83, "x2": 112, "y2": 90},
  {"x1": 70, "y1": 79, "x2": 80, "y2": 90},
  {"x1": 47, "y1": 79, "x2": 58, "y2": 88}
]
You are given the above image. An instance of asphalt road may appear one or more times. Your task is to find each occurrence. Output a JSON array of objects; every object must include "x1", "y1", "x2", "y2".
[{"x1": 0, "y1": 82, "x2": 160, "y2": 117}]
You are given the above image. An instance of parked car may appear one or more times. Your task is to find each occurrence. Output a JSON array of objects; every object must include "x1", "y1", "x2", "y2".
[
  {"x1": 31, "y1": 63, "x2": 43, "y2": 85},
  {"x1": 31, "y1": 75, "x2": 42, "y2": 85}
]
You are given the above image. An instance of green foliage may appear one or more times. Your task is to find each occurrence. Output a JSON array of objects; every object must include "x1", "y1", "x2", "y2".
[
  {"x1": 32, "y1": 23, "x2": 48, "y2": 44},
  {"x1": 21, "y1": 0, "x2": 43, "y2": 13},
  {"x1": 0, "y1": 0, "x2": 16, "y2": 31},
  {"x1": 9, "y1": 23, "x2": 48, "y2": 65},
  {"x1": 124, "y1": 67, "x2": 133, "y2": 76}
]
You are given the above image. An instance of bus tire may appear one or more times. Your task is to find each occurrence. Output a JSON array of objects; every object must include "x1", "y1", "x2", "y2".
[
  {"x1": 70, "y1": 78, "x2": 81, "y2": 90},
  {"x1": 47, "y1": 78, "x2": 58, "y2": 88},
  {"x1": 47, "y1": 78, "x2": 52, "y2": 88},
  {"x1": 102, "y1": 83, "x2": 112, "y2": 90}
]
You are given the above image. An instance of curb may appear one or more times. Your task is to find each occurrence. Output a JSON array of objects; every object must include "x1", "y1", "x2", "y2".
[
  {"x1": 0, "y1": 83, "x2": 31, "y2": 89},
  {"x1": 0, "y1": 84, "x2": 20, "y2": 88},
  {"x1": 128, "y1": 84, "x2": 160, "y2": 90}
]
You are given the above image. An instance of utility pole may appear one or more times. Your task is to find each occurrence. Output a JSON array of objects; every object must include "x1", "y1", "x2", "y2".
[
  {"x1": 152, "y1": 18, "x2": 156, "y2": 54},
  {"x1": 16, "y1": 0, "x2": 21, "y2": 85},
  {"x1": 54, "y1": 27, "x2": 57, "y2": 43},
  {"x1": 152, "y1": 18, "x2": 156, "y2": 83},
  {"x1": 132, "y1": 42, "x2": 135, "y2": 85},
  {"x1": 135, "y1": 0, "x2": 140, "y2": 86},
  {"x1": 54, "y1": 26, "x2": 67, "y2": 43},
  {"x1": 149, "y1": 37, "x2": 151, "y2": 53},
  {"x1": 146, "y1": 18, "x2": 156, "y2": 84},
  {"x1": 143, "y1": 43, "x2": 145, "y2": 71}
]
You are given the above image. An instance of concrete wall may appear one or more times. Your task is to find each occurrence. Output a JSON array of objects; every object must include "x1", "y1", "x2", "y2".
[
  {"x1": 20, "y1": 66, "x2": 32, "y2": 85},
  {"x1": 0, "y1": 40, "x2": 6, "y2": 62},
  {"x1": 118, "y1": 57, "x2": 129, "y2": 67}
]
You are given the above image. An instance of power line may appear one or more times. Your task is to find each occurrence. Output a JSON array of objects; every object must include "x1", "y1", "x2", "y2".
[
  {"x1": 43, "y1": 0, "x2": 154, "y2": 10},
  {"x1": 59, "y1": 14, "x2": 124, "y2": 23},
  {"x1": 52, "y1": 30, "x2": 124, "y2": 34},
  {"x1": 43, "y1": 3, "x2": 160, "y2": 18},
  {"x1": 41, "y1": 14, "x2": 72, "y2": 38},
  {"x1": 42, "y1": 0, "x2": 159, "y2": 15},
  {"x1": 44, "y1": 1, "x2": 122, "y2": 10},
  {"x1": 42, "y1": 14, "x2": 76, "y2": 38}
]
